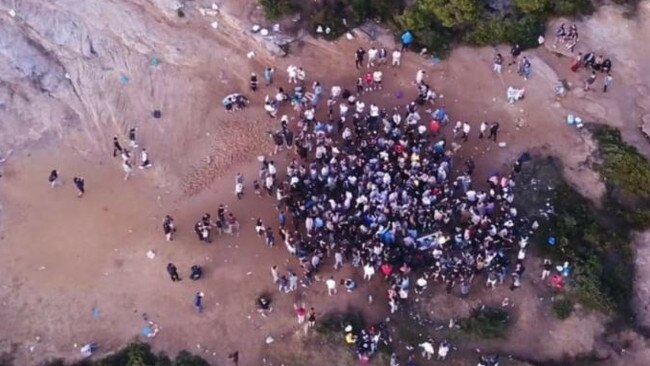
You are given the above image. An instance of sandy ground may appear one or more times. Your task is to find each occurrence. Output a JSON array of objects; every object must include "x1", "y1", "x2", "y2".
[{"x1": 2, "y1": 0, "x2": 650, "y2": 365}]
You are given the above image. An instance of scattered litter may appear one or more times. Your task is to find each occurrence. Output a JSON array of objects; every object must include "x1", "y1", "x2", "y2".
[
  {"x1": 251, "y1": 24, "x2": 261, "y2": 33},
  {"x1": 150, "y1": 57, "x2": 160, "y2": 66},
  {"x1": 65, "y1": 73, "x2": 71, "y2": 79},
  {"x1": 80, "y1": 343, "x2": 97, "y2": 357},
  {"x1": 141, "y1": 323, "x2": 159, "y2": 338},
  {"x1": 210, "y1": 21, "x2": 218, "y2": 29},
  {"x1": 119, "y1": 74, "x2": 129, "y2": 84},
  {"x1": 431, "y1": 56, "x2": 441, "y2": 64},
  {"x1": 566, "y1": 114, "x2": 584, "y2": 128},
  {"x1": 246, "y1": 51, "x2": 255, "y2": 59},
  {"x1": 316, "y1": 25, "x2": 323, "y2": 34},
  {"x1": 211, "y1": 3, "x2": 219, "y2": 10},
  {"x1": 272, "y1": 24, "x2": 280, "y2": 32},
  {"x1": 260, "y1": 28, "x2": 269, "y2": 36},
  {"x1": 506, "y1": 86, "x2": 525, "y2": 103},
  {"x1": 265, "y1": 336, "x2": 274, "y2": 344},
  {"x1": 498, "y1": 142, "x2": 507, "y2": 148},
  {"x1": 8, "y1": 9, "x2": 16, "y2": 17},
  {"x1": 345, "y1": 32, "x2": 354, "y2": 40},
  {"x1": 146, "y1": 250, "x2": 156, "y2": 259},
  {"x1": 199, "y1": 8, "x2": 219, "y2": 17},
  {"x1": 246, "y1": 272, "x2": 253, "y2": 275},
  {"x1": 152, "y1": 110, "x2": 162, "y2": 119},
  {"x1": 91, "y1": 307, "x2": 100, "y2": 319},
  {"x1": 38, "y1": 266, "x2": 46, "y2": 271}
]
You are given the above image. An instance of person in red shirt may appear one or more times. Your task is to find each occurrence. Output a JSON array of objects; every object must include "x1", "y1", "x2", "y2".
[
  {"x1": 294, "y1": 303, "x2": 306, "y2": 324},
  {"x1": 381, "y1": 263, "x2": 393, "y2": 279}
]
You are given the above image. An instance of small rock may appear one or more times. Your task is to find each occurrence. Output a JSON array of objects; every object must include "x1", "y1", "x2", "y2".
[{"x1": 211, "y1": 21, "x2": 218, "y2": 29}]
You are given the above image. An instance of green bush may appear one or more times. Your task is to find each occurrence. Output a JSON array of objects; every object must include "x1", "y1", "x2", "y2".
[
  {"x1": 39, "y1": 343, "x2": 209, "y2": 366},
  {"x1": 316, "y1": 310, "x2": 365, "y2": 336},
  {"x1": 461, "y1": 306, "x2": 511, "y2": 339},
  {"x1": 514, "y1": 0, "x2": 552, "y2": 14},
  {"x1": 593, "y1": 125, "x2": 650, "y2": 204},
  {"x1": 553, "y1": 0, "x2": 594, "y2": 16},
  {"x1": 464, "y1": 15, "x2": 544, "y2": 49},
  {"x1": 552, "y1": 296, "x2": 574, "y2": 320},
  {"x1": 259, "y1": 0, "x2": 295, "y2": 20}
]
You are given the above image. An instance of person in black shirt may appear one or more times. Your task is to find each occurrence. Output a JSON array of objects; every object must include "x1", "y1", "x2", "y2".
[
  {"x1": 73, "y1": 176, "x2": 85, "y2": 197},
  {"x1": 166, "y1": 263, "x2": 181, "y2": 281},
  {"x1": 355, "y1": 48, "x2": 365, "y2": 69}
]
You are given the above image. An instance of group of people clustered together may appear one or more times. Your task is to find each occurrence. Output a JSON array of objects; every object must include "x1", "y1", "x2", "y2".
[{"x1": 186, "y1": 39, "x2": 542, "y2": 366}]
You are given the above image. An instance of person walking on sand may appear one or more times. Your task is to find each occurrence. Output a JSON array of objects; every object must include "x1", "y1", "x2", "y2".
[
  {"x1": 139, "y1": 148, "x2": 152, "y2": 169},
  {"x1": 73, "y1": 176, "x2": 85, "y2": 197},
  {"x1": 163, "y1": 215, "x2": 176, "y2": 241},
  {"x1": 489, "y1": 122, "x2": 500, "y2": 142},
  {"x1": 367, "y1": 46, "x2": 378, "y2": 68},
  {"x1": 584, "y1": 71, "x2": 597, "y2": 91},
  {"x1": 122, "y1": 159, "x2": 133, "y2": 180},
  {"x1": 167, "y1": 263, "x2": 181, "y2": 282},
  {"x1": 49, "y1": 169, "x2": 61, "y2": 188},
  {"x1": 271, "y1": 265, "x2": 279, "y2": 283},
  {"x1": 294, "y1": 303, "x2": 306, "y2": 324},
  {"x1": 603, "y1": 73, "x2": 613, "y2": 93},
  {"x1": 112, "y1": 136, "x2": 123, "y2": 157},
  {"x1": 479, "y1": 121, "x2": 488, "y2": 139},
  {"x1": 194, "y1": 292, "x2": 204, "y2": 313},
  {"x1": 305, "y1": 307, "x2": 316, "y2": 334}
]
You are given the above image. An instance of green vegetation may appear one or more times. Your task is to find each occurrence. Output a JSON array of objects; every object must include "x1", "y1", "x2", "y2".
[
  {"x1": 552, "y1": 296, "x2": 574, "y2": 320},
  {"x1": 41, "y1": 343, "x2": 210, "y2": 366},
  {"x1": 515, "y1": 125, "x2": 650, "y2": 318},
  {"x1": 316, "y1": 310, "x2": 365, "y2": 337},
  {"x1": 258, "y1": 0, "x2": 605, "y2": 55},
  {"x1": 460, "y1": 306, "x2": 511, "y2": 339}
]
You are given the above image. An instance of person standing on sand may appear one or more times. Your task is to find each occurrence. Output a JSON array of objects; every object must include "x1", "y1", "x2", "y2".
[
  {"x1": 49, "y1": 169, "x2": 61, "y2": 188},
  {"x1": 73, "y1": 176, "x2": 85, "y2": 197},
  {"x1": 355, "y1": 47, "x2": 365, "y2": 69},
  {"x1": 305, "y1": 307, "x2": 316, "y2": 333},
  {"x1": 603, "y1": 73, "x2": 613, "y2": 93},
  {"x1": 228, "y1": 351, "x2": 239, "y2": 366},
  {"x1": 167, "y1": 263, "x2": 181, "y2": 282},
  {"x1": 509, "y1": 43, "x2": 521, "y2": 66},
  {"x1": 128, "y1": 128, "x2": 138, "y2": 148},
  {"x1": 112, "y1": 136, "x2": 123, "y2": 157},
  {"x1": 235, "y1": 173, "x2": 244, "y2": 199},
  {"x1": 163, "y1": 215, "x2": 176, "y2": 241},
  {"x1": 250, "y1": 72, "x2": 258, "y2": 92},
  {"x1": 493, "y1": 53, "x2": 503, "y2": 74},
  {"x1": 271, "y1": 265, "x2": 279, "y2": 283},
  {"x1": 391, "y1": 49, "x2": 401, "y2": 67},
  {"x1": 263, "y1": 67, "x2": 274, "y2": 86}
]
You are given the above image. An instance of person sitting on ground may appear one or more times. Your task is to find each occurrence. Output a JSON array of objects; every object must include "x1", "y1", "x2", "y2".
[{"x1": 190, "y1": 265, "x2": 202, "y2": 280}]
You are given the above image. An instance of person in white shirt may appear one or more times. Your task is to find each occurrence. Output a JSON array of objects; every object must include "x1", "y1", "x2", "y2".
[
  {"x1": 287, "y1": 65, "x2": 297, "y2": 83},
  {"x1": 339, "y1": 102, "x2": 349, "y2": 118},
  {"x1": 363, "y1": 263, "x2": 375, "y2": 280},
  {"x1": 479, "y1": 121, "x2": 488, "y2": 139},
  {"x1": 372, "y1": 70, "x2": 383, "y2": 90},
  {"x1": 139, "y1": 148, "x2": 152, "y2": 169},
  {"x1": 355, "y1": 100, "x2": 365, "y2": 114},
  {"x1": 325, "y1": 276, "x2": 337, "y2": 295},
  {"x1": 392, "y1": 49, "x2": 402, "y2": 67},
  {"x1": 437, "y1": 340, "x2": 450, "y2": 360},
  {"x1": 419, "y1": 341, "x2": 435, "y2": 360},
  {"x1": 416, "y1": 69, "x2": 426, "y2": 84},
  {"x1": 462, "y1": 122, "x2": 471, "y2": 142},
  {"x1": 367, "y1": 47, "x2": 378, "y2": 68}
]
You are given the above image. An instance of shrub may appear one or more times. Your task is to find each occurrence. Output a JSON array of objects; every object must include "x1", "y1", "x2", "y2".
[
  {"x1": 513, "y1": 0, "x2": 552, "y2": 14},
  {"x1": 553, "y1": 0, "x2": 594, "y2": 16},
  {"x1": 259, "y1": 0, "x2": 295, "y2": 20},
  {"x1": 316, "y1": 310, "x2": 365, "y2": 336},
  {"x1": 461, "y1": 306, "x2": 511, "y2": 339},
  {"x1": 552, "y1": 297, "x2": 574, "y2": 320}
]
